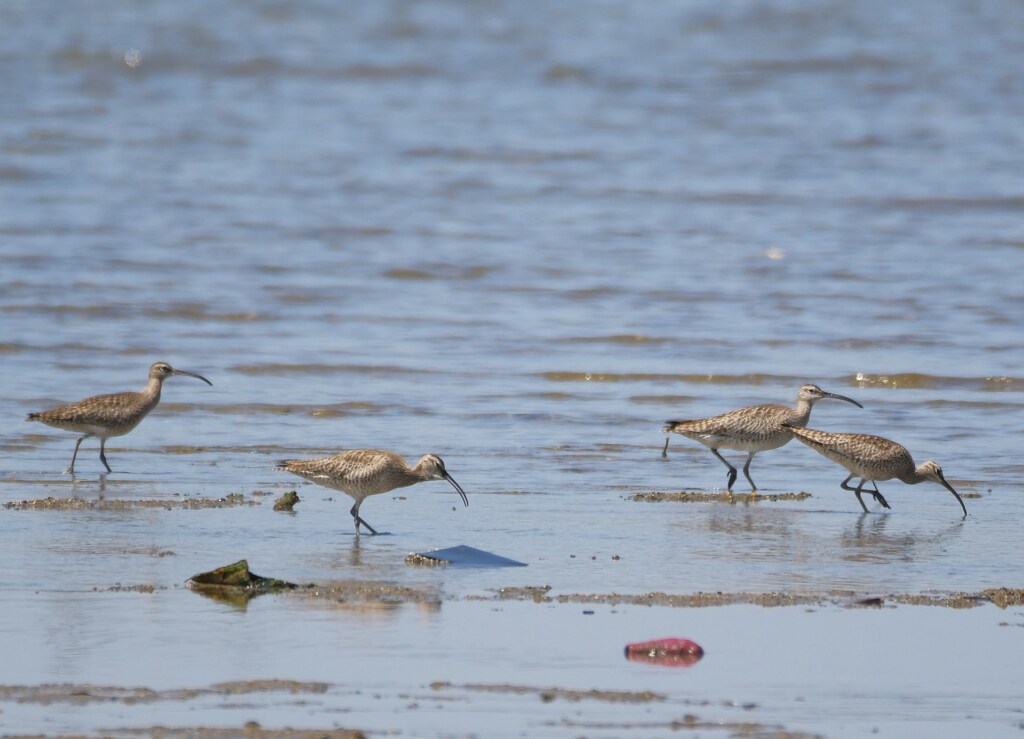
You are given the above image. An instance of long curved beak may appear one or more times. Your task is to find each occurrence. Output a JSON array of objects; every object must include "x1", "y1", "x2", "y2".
[
  {"x1": 937, "y1": 472, "x2": 968, "y2": 517},
  {"x1": 173, "y1": 369, "x2": 213, "y2": 386},
  {"x1": 444, "y1": 473, "x2": 469, "y2": 507},
  {"x1": 824, "y1": 391, "x2": 863, "y2": 409}
]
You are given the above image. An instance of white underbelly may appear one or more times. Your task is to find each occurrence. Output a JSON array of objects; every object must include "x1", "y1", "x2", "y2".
[{"x1": 692, "y1": 434, "x2": 790, "y2": 453}]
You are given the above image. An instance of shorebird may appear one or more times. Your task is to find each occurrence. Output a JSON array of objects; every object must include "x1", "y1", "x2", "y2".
[
  {"x1": 26, "y1": 361, "x2": 213, "y2": 474},
  {"x1": 785, "y1": 426, "x2": 967, "y2": 516},
  {"x1": 662, "y1": 384, "x2": 862, "y2": 492},
  {"x1": 275, "y1": 450, "x2": 469, "y2": 535}
]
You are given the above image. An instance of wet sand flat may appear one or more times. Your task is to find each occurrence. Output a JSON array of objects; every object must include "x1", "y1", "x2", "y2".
[
  {"x1": 2, "y1": 475, "x2": 1023, "y2": 738},
  {"x1": 2, "y1": 477, "x2": 1024, "y2": 737},
  {"x1": 2, "y1": 596, "x2": 1022, "y2": 738}
]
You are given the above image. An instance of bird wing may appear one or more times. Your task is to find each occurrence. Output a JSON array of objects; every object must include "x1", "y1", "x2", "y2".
[
  {"x1": 31, "y1": 392, "x2": 147, "y2": 427},
  {"x1": 329, "y1": 449, "x2": 403, "y2": 485},
  {"x1": 789, "y1": 428, "x2": 911, "y2": 474},
  {"x1": 666, "y1": 403, "x2": 790, "y2": 437},
  {"x1": 277, "y1": 449, "x2": 402, "y2": 487}
]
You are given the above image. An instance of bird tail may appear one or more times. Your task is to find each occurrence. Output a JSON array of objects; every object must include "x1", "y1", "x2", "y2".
[
  {"x1": 26, "y1": 413, "x2": 40, "y2": 422},
  {"x1": 275, "y1": 460, "x2": 294, "y2": 471},
  {"x1": 663, "y1": 419, "x2": 690, "y2": 433}
]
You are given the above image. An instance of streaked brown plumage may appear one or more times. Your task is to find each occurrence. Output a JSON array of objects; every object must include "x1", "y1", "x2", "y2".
[
  {"x1": 785, "y1": 425, "x2": 967, "y2": 516},
  {"x1": 663, "y1": 384, "x2": 862, "y2": 492},
  {"x1": 275, "y1": 450, "x2": 469, "y2": 535},
  {"x1": 26, "y1": 361, "x2": 212, "y2": 474}
]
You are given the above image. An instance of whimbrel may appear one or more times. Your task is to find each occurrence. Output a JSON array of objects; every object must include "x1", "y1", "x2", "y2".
[
  {"x1": 785, "y1": 425, "x2": 967, "y2": 516},
  {"x1": 26, "y1": 361, "x2": 212, "y2": 474},
  {"x1": 662, "y1": 384, "x2": 862, "y2": 492},
  {"x1": 275, "y1": 450, "x2": 469, "y2": 535}
]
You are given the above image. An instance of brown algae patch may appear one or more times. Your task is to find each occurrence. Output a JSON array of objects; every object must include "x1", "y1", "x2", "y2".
[
  {"x1": 491, "y1": 586, "x2": 553, "y2": 603},
  {"x1": 553, "y1": 591, "x2": 831, "y2": 608},
  {"x1": 430, "y1": 681, "x2": 664, "y2": 704},
  {"x1": 293, "y1": 580, "x2": 442, "y2": 607},
  {"x1": 106, "y1": 726, "x2": 364, "y2": 739},
  {"x1": 102, "y1": 720, "x2": 364, "y2": 732},
  {"x1": 979, "y1": 588, "x2": 1024, "y2": 608},
  {"x1": 556, "y1": 716, "x2": 820, "y2": 737},
  {"x1": 0, "y1": 680, "x2": 330, "y2": 705},
  {"x1": 100, "y1": 583, "x2": 163, "y2": 593},
  {"x1": 485, "y1": 587, "x2": 1024, "y2": 609},
  {"x1": 3, "y1": 494, "x2": 258, "y2": 510},
  {"x1": 890, "y1": 588, "x2": 1024, "y2": 609},
  {"x1": 631, "y1": 491, "x2": 812, "y2": 503}
]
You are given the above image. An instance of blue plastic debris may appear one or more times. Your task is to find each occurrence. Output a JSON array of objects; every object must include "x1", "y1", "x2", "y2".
[{"x1": 411, "y1": 545, "x2": 527, "y2": 567}]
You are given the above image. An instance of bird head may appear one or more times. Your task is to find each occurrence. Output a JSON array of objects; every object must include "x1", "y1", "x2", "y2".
[
  {"x1": 150, "y1": 361, "x2": 213, "y2": 386},
  {"x1": 797, "y1": 384, "x2": 862, "y2": 408},
  {"x1": 917, "y1": 460, "x2": 967, "y2": 517},
  {"x1": 418, "y1": 454, "x2": 469, "y2": 507}
]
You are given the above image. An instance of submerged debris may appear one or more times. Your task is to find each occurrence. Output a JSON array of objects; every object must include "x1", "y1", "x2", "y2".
[
  {"x1": 186, "y1": 560, "x2": 299, "y2": 605},
  {"x1": 405, "y1": 552, "x2": 447, "y2": 567},
  {"x1": 631, "y1": 491, "x2": 812, "y2": 504},
  {"x1": 407, "y1": 545, "x2": 527, "y2": 567},
  {"x1": 273, "y1": 491, "x2": 300, "y2": 511}
]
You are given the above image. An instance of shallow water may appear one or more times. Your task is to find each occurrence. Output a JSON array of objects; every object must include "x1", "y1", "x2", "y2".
[
  {"x1": 2, "y1": 0, "x2": 1024, "y2": 736},
  {"x1": 3, "y1": 597, "x2": 1022, "y2": 738}
]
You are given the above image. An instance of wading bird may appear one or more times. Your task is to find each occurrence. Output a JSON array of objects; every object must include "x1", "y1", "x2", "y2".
[
  {"x1": 276, "y1": 450, "x2": 468, "y2": 535},
  {"x1": 785, "y1": 425, "x2": 967, "y2": 516},
  {"x1": 27, "y1": 361, "x2": 213, "y2": 474},
  {"x1": 663, "y1": 384, "x2": 862, "y2": 492}
]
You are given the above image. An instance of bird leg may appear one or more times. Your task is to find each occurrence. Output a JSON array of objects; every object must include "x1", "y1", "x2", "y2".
[
  {"x1": 841, "y1": 475, "x2": 890, "y2": 511},
  {"x1": 65, "y1": 435, "x2": 87, "y2": 475},
  {"x1": 851, "y1": 478, "x2": 871, "y2": 513},
  {"x1": 350, "y1": 501, "x2": 378, "y2": 536},
  {"x1": 99, "y1": 438, "x2": 112, "y2": 474},
  {"x1": 742, "y1": 452, "x2": 758, "y2": 493},
  {"x1": 710, "y1": 448, "x2": 738, "y2": 491},
  {"x1": 865, "y1": 481, "x2": 890, "y2": 509}
]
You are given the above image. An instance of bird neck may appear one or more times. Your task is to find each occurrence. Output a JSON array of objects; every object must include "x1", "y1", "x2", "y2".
[
  {"x1": 411, "y1": 460, "x2": 436, "y2": 482},
  {"x1": 142, "y1": 376, "x2": 165, "y2": 402},
  {"x1": 898, "y1": 466, "x2": 928, "y2": 485},
  {"x1": 790, "y1": 398, "x2": 814, "y2": 425}
]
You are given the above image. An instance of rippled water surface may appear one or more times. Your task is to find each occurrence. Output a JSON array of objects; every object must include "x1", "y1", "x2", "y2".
[{"x1": 2, "y1": 1, "x2": 1023, "y2": 736}]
